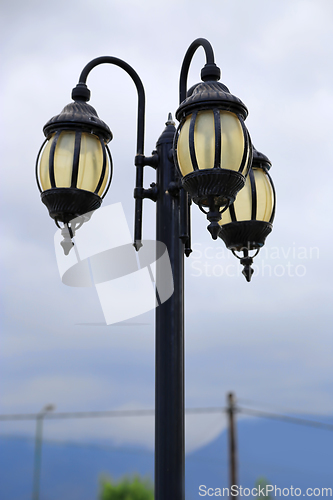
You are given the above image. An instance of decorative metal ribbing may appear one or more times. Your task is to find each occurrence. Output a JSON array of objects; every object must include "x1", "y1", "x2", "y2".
[
  {"x1": 49, "y1": 131, "x2": 60, "y2": 188},
  {"x1": 213, "y1": 109, "x2": 221, "y2": 169},
  {"x1": 238, "y1": 120, "x2": 251, "y2": 175},
  {"x1": 176, "y1": 110, "x2": 251, "y2": 177},
  {"x1": 44, "y1": 131, "x2": 111, "y2": 195},
  {"x1": 71, "y1": 131, "x2": 82, "y2": 188},
  {"x1": 249, "y1": 168, "x2": 257, "y2": 221},
  {"x1": 189, "y1": 111, "x2": 199, "y2": 171},
  {"x1": 94, "y1": 137, "x2": 108, "y2": 195},
  {"x1": 35, "y1": 139, "x2": 47, "y2": 193},
  {"x1": 266, "y1": 169, "x2": 276, "y2": 224}
]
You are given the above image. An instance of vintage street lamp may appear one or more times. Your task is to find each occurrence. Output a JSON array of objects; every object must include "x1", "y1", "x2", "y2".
[
  {"x1": 35, "y1": 38, "x2": 274, "y2": 500},
  {"x1": 35, "y1": 99, "x2": 113, "y2": 253},
  {"x1": 174, "y1": 42, "x2": 252, "y2": 239},
  {"x1": 219, "y1": 147, "x2": 276, "y2": 281},
  {"x1": 37, "y1": 102, "x2": 112, "y2": 210},
  {"x1": 36, "y1": 57, "x2": 148, "y2": 253}
]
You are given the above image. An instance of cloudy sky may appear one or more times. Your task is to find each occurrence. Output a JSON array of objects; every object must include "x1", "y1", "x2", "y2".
[{"x1": 1, "y1": 0, "x2": 333, "y2": 453}]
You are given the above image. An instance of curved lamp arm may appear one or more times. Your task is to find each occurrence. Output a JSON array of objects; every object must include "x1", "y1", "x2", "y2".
[
  {"x1": 73, "y1": 56, "x2": 145, "y2": 155},
  {"x1": 179, "y1": 38, "x2": 221, "y2": 104},
  {"x1": 71, "y1": 57, "x2": 146, "y2": 250}
]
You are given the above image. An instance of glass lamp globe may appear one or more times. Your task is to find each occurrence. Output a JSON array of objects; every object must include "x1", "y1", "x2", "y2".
[{"x1": 219, "y1": 147, "x2": 276, "y2": 281}]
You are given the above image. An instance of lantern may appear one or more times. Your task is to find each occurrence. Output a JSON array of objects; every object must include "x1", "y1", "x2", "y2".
[
  {"x1": 36, "y1": 91, "x2": 112, "y2": 227},
  {"x1": 174, "y1": 80, "x2": 252, "y2": 239},
  {"x1": 219, "y1": 147, "x2": 276, "y2": 281}
]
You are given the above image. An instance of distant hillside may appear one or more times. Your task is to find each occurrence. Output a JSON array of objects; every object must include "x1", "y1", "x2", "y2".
[{"x1": 0, "y1": 417, "x2": 332, "y2": 500}]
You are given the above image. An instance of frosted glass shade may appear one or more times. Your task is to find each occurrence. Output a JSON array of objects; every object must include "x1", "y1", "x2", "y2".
[
  {"x1": 38, "y1": 131, "x2": 110, "y2": 197},
  {"x1": 220, "y1": 166, "x2": 275, "y2": 226},
  {"x1": 218, "y1": 159, "x2": 276, "y2": 253},
  {"x1": 176, "y1": 110, "x2": 251, "y2": 178}
]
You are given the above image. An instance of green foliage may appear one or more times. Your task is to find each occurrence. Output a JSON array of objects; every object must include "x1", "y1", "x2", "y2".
[
  {"x1": 255, "y1": 477, "x2": 274, "y2": 499},
  {"x1": 100, "y1": 475, "x2": 154, "y2": 500}
]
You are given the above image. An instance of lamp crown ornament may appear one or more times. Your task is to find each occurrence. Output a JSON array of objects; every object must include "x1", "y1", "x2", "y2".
[
  {"x1": 43, "y1": 100, "x2": 112, "y2": 142},
  {"x1": 176, "y1": 80, "x2": 248, "y2": 122},
  {"x1": 252, "y1": 146, "x2": 272, "y2": 170}
]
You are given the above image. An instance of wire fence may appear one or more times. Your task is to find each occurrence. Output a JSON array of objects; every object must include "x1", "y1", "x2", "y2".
[
  {"x1": 1, "y1": 405, "x2": 332, "y2": 430},
  {"x1": 1, "y1": 403, "x2": 332, "y2": 500}
]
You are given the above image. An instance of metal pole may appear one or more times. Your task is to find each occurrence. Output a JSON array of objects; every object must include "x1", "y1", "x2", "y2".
[
  {"x1": 227, "y1": 392, "x2": 238, "y2": 499},
  {"x1": 155, "y1": 116, "x2": 185, "y2": 500},
  {"x1": 32, "y1": 414, "x2": 44, "y2": 500}
]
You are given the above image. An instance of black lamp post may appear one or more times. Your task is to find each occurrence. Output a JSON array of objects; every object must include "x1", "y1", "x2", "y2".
[{"x1": 35, "y1": 38, "x2": 275, "y2": 500}]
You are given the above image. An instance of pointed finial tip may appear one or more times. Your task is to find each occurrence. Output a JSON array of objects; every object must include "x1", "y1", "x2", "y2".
[
  {"x1": 166, "y1": 112, "x2": 175, "y2": 126},
  {"x1": 242, "y1": 266, "x2": 254, "y2": 282},
  {"x1": 133, "y1": 240, "x2": 143, "y2": 252},
  {"x1": 60, "y1": 238, "x2": 74, "y2": 255},
  {"x1": 207, "y1": 221, "x2": 221, "y2": 240}
]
